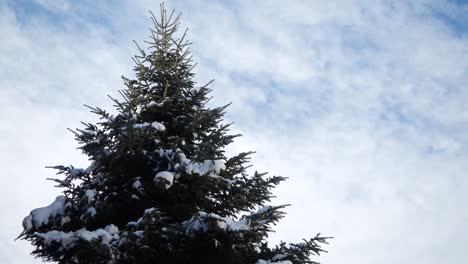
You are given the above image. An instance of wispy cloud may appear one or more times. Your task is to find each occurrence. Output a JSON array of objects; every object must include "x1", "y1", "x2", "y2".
[{"x1": 1, "y1": 0, "x2": 467, "y2": 263}]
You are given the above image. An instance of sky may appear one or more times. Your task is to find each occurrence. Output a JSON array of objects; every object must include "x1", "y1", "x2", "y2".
[{"x1": 1, "y1": 0, "x2": 467, "y2": 263}]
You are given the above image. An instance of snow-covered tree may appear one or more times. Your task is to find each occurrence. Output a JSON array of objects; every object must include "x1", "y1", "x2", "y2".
[{"x1": 19, "y1": 4, "x2": 329, "y2": 264}]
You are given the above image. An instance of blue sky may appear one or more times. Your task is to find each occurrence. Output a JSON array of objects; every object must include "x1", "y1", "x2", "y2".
[{"x1": 1, "y1": 1, "x2": 468, "y2": 263}]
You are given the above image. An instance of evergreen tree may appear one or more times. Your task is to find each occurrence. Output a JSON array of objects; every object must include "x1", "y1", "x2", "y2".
[{"x1": 19, "y1": 4, "x2": 329, "y2": 264}]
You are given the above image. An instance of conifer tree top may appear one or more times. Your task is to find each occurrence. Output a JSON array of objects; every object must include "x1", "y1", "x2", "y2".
[{"x1": 19, "y1": 3, "x2": 329, "y2": 264}]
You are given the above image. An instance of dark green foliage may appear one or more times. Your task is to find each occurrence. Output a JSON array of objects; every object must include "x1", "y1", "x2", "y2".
[{"x1": 19, "y1": 4, "x2": 329, "y2": 264}]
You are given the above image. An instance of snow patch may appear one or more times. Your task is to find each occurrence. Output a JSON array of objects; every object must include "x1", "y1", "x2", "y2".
[
  {"x1": 177, "y1": 151, "x2": 226, "y2": 177},
  {"x1": 151, "y1": 122, "x2": 166, "y2": 131},
  {"x1": 87, "y1": 207, "x2": 97, "y2": 217},
  {"x1": 135, "y1": 101, "x2": 162, "y2": 114},
  {"x1": 256, "y1": 206, "x2": 273, "y2": 215},
  {"x1": 133, "y1": 122, "x2": 166, "y2": 131},
  {"x1": 105, "y1": 224, "x2": 119, "y2": 235},
  {"x1": 154, "y1": 171, "x2": 174, "y2": 189},
  {"x1": 84, "y1": 189, "x2": 96, "y2": 203},
  {"x1": 36, "y1": 224, "x2": 120, "y2": 249},
  {"x1": 133, "y1": 179, "x2": 143, "y2": 190},
  {"x1": 22, "y1": 196, "x2": 66, "y2": 230},
  {"x1": 184, "y1": 211, "x2": 250, "y2": 232}
]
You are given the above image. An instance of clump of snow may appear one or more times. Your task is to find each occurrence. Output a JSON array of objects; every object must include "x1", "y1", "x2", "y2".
[
  {"x1": 135, "y1": 105, "x2": 143, "y2": 114},
  {"x1": 154, "y1": 171, "x2": 174, "y2": 189},
  {"x1": 214, "y1": 239, "x2": 221, "y2": 248},
  {"x1": 144, "y1": 208, "x2": 157, "y2": 214},
  {"x1": 133, "y1": 122, "x2": 149, "y2": 129},
  {"x1": 103, "y1": 146, "x2": 112, "y2": 156},
  {"x1": 151, "y1": 122, "x2": 165, "y2": 131},
  {"x1": 184, "y1": 211, "x2": 250, "y2": 233},
  {"x1": 22, "y1": 196, "x2": 66, "y2": 230},
  {"x1": 133, "y1": 178, "x2": 143, "y2": 190},
  {"x1": 133, "y1": 230, "x2": 144, "y2": 237},
  {"x1": 188, "y1": 160, "x2": 225, "y2": 175},
  {"x1": 105, "y1": 224, "x2": 119, "y2": 235},
  {"x1": 133, "y1": 122, "x2": 165, "y2": 131},
  {"x1": 155, "y1": 149, "x2": 226, "y2": 181},
  {"x1": 37, "y1": 230, "x2": 77, "y2": 248},
  {"x1": 135, "y1": 101, "x2": 162, "y2": 114},
  {"x1": 87, "y1": 207, "x2": 97, "y2": 217},
  {"x1": 146, "y1": 101, "x2": 162, "y2": 108},
  {"x1": 36, "y1": 224, "x2": 120, "y2": 249},
  {"x1": 255, "y1": 206, "x2": 273, "y2": 215},
  {"x1": 78, "y1": 229, "x2": 112, "y2": 243},
  {"x1": 126, "y1": 208, "x2": 160, "y2": 230},
  {"x1": 176, "y1": 151, "x2": 226, "y2": 177},
  {"x1": 84, "y1": 189, "x2": 96, "y2": 203}
]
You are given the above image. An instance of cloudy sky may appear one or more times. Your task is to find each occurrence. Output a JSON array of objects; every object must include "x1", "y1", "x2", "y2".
[{"x1": 1, "y1": 0, "x2": 468, "y2": 263}]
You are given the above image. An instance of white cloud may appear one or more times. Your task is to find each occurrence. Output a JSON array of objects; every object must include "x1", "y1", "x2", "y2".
[
  {"x1": 33, "y1": 0, "x2": 70, "y2": 13},
  {"x1": 1, "y1": 0, "x2": 467, "y2": 263}
]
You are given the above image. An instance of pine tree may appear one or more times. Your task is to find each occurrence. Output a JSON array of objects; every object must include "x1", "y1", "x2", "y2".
[{"x1": 19, "y1": 4, "x2": 330, "y2": 264}]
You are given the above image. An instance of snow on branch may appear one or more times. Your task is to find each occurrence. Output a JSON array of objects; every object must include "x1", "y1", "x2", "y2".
[
  {"x1": 22, "y1": 196, "x2": 66, "y2": 231},
  {"x1": 176, "y1": 150, "x2": 226, "y2": 176},
  {"x1": 133, "y1": 121, "x2": 166, "y2": 131},
  {"x1": 182, "y1": 211, "x2": 250, "y2": 233},
  {"x1": 35, "y1": 224, "x2": 119, "y2": 249}
]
